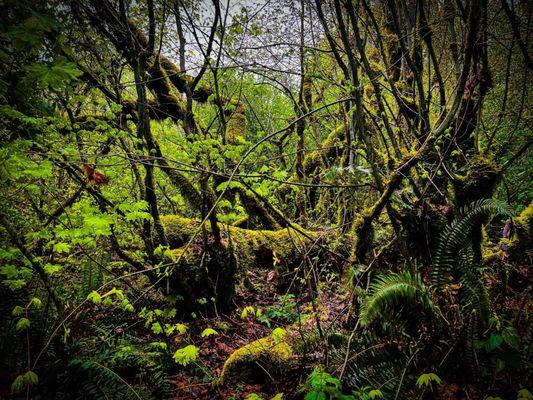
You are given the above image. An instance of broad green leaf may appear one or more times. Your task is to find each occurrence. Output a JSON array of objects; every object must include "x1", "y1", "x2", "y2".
[
  {"x1": 86, "y1": 291, "x2": 101, "y2": 304},
  {"x1": 44, "y1": 263, "x2": 62, "y2": 274},
  {"x1": 53, "y1": 242, "x2": 70, "y2": 253},
  {"x1": 12, "y1": 305, "x2": 24, "y2": 316},
  {"x1": 502, "y1": 326, "x2": 519, "y2": 349},
  {"x1": 173, "y1": 345, "x2": 199, "y2": 366},
  {"x1": 200, "y1": 328, "x2": 218, "y2": 338},
  {"x1": 16, "y1": 317, "x2": 30, "y2": 330}
]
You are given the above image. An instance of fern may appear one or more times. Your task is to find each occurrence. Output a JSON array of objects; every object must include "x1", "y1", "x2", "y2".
[
  {"x1": 67, "y1": 359, "x2": 144, "y2": 400},
  {"x1": 359, "y1": 272, "x2": 434, "y2": 327},
  {"x1": 432, "y1": 199, "x2": 511, "y2": 287}
]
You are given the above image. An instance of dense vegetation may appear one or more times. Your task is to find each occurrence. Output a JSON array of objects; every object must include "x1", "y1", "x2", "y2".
[{"x1": 0, "y1": 0, "x2": 531, "y2": 398}]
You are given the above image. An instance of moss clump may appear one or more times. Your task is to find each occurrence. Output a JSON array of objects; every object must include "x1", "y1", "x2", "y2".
[
  {"x1": 453, "y1": 155, "x2": 500, "y2": 206},
  {"x1": 509, "y1": 202, "x2": 533, "y2": 258},
  {"x1": 161, "y1": 215, "x2": 202, "y2": 248},
  {"x1": 302, "y1": 124, "x2": 345, "y2": 176},
  {"x1": 226, "y1": 111, "x2": 246, "y2": 144},
  {"x1": 219, "y1": 332, "x2": 293, "y2": 384}
]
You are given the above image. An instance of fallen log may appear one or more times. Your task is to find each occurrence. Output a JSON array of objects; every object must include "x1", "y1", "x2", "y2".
[{"x1": 160, "y1": 216, "x2": 328, "y2": 312}]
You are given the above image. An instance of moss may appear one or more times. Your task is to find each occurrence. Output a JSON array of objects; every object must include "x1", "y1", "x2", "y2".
[
  {"x1": 219, "y1": 332, "x2": 293, "y2": 384},
  {"x1": 453, "y1": 155, "x2": 500, "y2": 206},
  {"x1": 162, "y1": 215, "x2": 317, "y2": 275},
  {"x1": 302, "y1": 124, "x2": 345, "y2": 176},
  {"x1": 509, "y1": 202, "x2": 533, "y2": 257},
  {"x1": 226, "y1": 112, "x2": 246, "y2": 144},
  {"x1": 235, "y1": 186, "x2": 282, "y2": 230},
  {"x1": 161, "y1": 215, "x2": 202, "y2": 248}
]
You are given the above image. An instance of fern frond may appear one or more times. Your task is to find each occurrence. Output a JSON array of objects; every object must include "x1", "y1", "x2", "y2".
[
  {"x1": 432, "y1": 199, "x2": 511, "y2": 287},
  {"x1": 359, "y1": 272, "x2": 434, "y2": 326},
  {"x1": 68, "y1": 359, "x2": 144, "y2": 400}
]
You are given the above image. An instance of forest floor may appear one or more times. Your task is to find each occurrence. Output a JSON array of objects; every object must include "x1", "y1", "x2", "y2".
[
  {"x1": 165, "y1": 254, "x2": 531, "y2": 400},
  {"x1": 169, "y1": 265, "x2": 353, "y2": 400}
]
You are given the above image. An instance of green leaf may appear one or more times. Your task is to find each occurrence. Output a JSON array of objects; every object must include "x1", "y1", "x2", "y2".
[
  {"x1": 416, "y1": 373, "x2": 442, "y2": 389},
  {"x1": 86, "y1": 291, "x2": 101, "y2": 304},
  {"x1": 173, "y1": 345, "x2": 199, "y2": 366},
  {"x1": 200, "y1": 328, "x2": 218, "y2": 338},
  {"x1": 83, "y1": 213, "x2": 114, "y2": 236},
  {"x1": 151, "y1": 322, "x2": 163, "y2": 335},
  {"x1": 24, "y1": 57, "x2": 82, "y2": 90},
  {"x1": 245, "y1": 394, "x2": 263, "y2": 400},
  {"x1": 502, "y1": 326, "x2": 519, "y2": 349},
  {"x1": 241, "y1": 305, "x2": 255, "y2": 319},
  {"x1": 53, "y1": 242, "x2": 70, "y2": 253},
  {"x1": 12, "y1": 306, "x2": 24, "y2": 316},
  {"x1": 16, "y1": 317, "x2": 30, "y2": 330},
  {"x1": 29, "y1": 297, "x2": 42, "y2": 308},
  {"x1": 23, "y1": 370, "x2": 38, "y2": 385},
  {"x1": 174, "y1": 323, "x2": 187, "y2": 334},
  {"x1": 11, "y1": 375, "x2": 25, "y2": 392},
  {"x1": 44, "y1": 263, "x2": 62, "y2": 274},
  {"x1": 486, "y1": 334, "x2": 503, "y2": 351},
  {"x1": 148, "y1": 342, "x2": 167, "y2": 350}
]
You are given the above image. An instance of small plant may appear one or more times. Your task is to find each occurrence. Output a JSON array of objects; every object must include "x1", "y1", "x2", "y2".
[
  {"x1": 301, "y1": 367, "x2": 355, "y2": 400},
  {"x1": 172, "y1": 345, "x2": 199, "y2": 366},
  {"x1": 200, "y1": 328, "x2": 218, "y2": 338},
  {"x1": 416, "y1": 372, "x2": 442, "y2": 391},
  {"x1": 260, "y1": 294, "x2": 300, "y2": 324}
]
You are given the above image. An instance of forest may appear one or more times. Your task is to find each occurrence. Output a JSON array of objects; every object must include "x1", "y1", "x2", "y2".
[{"x1": 0, "y1": 0, "x2": 531, "y2": 398}]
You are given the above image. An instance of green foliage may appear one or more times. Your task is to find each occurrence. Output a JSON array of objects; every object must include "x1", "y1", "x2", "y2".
[
  {"x1": 67, "y1": 359, "x2": 143, "y2": 400},
  {"x1": 416, "y1": 373, "x2": 442, "y2": 390},
  {"x1": 172, "y1": 345, "x2": 199, "y2": 366},
  {"x1": 432, "y1": 199, "x2": 511, "y2": 287},
  {"x1": 259, "y1": 294, "x2": 300, "y2": 325},
  {"x1": 200, "y1": 328, "x2": 219, "y2": 337},
  {"x1": 359, "y1": 271, "x2": 434, "y2": 326},
  {"x1": 11, "y1": 370, "x2": 38, "y2": 393},
  {"x1": 302, "y1": 367, "x2": 354, "y2": 400},
  {"x1": 24, "y1": 57, "x2": 82, "y2": 90}
]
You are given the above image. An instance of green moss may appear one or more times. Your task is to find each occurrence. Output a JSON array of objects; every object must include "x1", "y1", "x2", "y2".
[
  {"x1": 162, "y1": 215, "x2": 316, "y2": 274},
  {"x1": 219, "y1": 332, "x2": 293, "y2": 384},
  {"x1": 509, "y1": 202, "x2": 533, "y2": 256},
  {"x1": 453, "y1": 155, "x2": 500, "y2": 206},
  {"x1": 303, "y1": 124, "x2": 345, "y2": 176},
  {"x1": 161, "y1": 215, "x2": 201, "y2": 248},
  {"x1": 226, "y1": 112, "x2": 246, "y2": 144}
]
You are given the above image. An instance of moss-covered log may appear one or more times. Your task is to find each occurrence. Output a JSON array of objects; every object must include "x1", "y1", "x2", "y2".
[
  {"x1": 161, "y1": 215, "x2": 316, "y2": 273},
  {"x1": 219, "y1": 329, "x2": 294, "y2": 384},
  {"x1": 161, "y1": 216, "x2": 330, "y2": 311}
]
